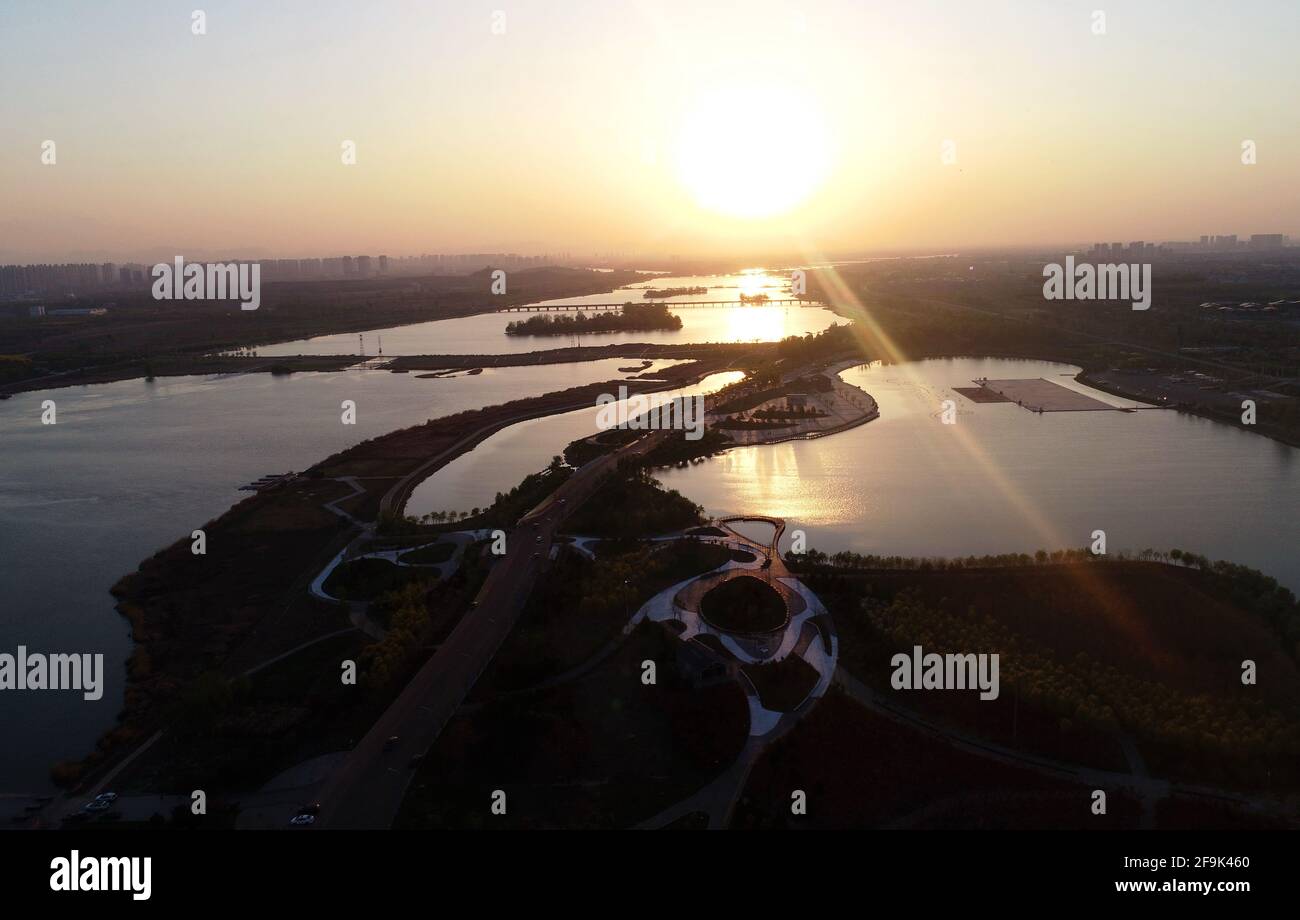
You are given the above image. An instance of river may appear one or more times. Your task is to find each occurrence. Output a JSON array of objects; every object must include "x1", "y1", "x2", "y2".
[
  {"x1": 5, "y1": 287, "x2": 1296, "y2": 793},
  {"x1": 252, "y1": 271, "x2": 843, "y2": 356},
  {"x1": 0, "y1": 356, "x2": 703, "y2": 791},
  {"x1": 655, "y1": 357, "x2": 1300, "y2": 589}
]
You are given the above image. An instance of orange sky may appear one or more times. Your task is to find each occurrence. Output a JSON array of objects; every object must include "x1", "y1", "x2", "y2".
[{"x1": 2, "y1": 1, "x2": 1298, "y2": 261}]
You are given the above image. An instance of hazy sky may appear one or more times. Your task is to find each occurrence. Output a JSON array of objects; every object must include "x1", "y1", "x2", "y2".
[{"x1": 2, "y1": 0, "x2": 1298, "y2": 261}]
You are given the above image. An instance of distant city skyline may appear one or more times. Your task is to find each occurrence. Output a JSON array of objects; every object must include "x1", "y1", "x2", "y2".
[{"x1": 1, "y1": 226, "x2": 1293, "y2": 281}]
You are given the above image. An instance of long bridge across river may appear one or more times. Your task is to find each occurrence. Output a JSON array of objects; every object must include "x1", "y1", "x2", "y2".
[{"x1": 496, "y1": 298, "x2": 823, "y2": 312}]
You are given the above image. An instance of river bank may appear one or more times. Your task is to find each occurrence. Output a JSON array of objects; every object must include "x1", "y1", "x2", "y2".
[
  {"x1": 55, "y1": 356, "x2": 741, "y2": 791},
  {"x1": 1078, "y1": 368, "x2": 1300, "y2": 448},
  {"x1": 386, "y1": 341, "x2": 764, "y2": 371},
  {"x1": 0, "y1": 267, "x2": 646, "y2": 393},
  {"x1": 0, "y1": 354, "x2": 360, "y2": 396}
]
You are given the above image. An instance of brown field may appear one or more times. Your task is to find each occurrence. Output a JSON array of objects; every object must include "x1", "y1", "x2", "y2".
[
  {"x1": 953, "y1": 385, "x2": 1011, "y2": 403},
  {"x1": 979, "y1": 377, "x2": 1121, "y2": 411},
  {"x1": 733, "y1": 690, "x2": 1136, "y2": 829}
]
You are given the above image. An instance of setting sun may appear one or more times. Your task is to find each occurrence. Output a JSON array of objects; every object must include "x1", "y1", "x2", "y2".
[
  {"x1": 3, "y1": 0, "x2": 1299, "y2": 857},
  {"x1": 673, "y1": 83, "x2": 832, "y2": 219}
]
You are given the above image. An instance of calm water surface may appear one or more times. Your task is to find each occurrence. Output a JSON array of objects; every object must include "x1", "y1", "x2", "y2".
[
  {"x1": 655, "y1": 357, "x2": 1300, "y2": 589},
  {"x1": 5, "y1": 353, "x2": 1294, "y2": 791},
  {"x1": 406, "y1": 371, "x2": 744, "y2": 517},
  {"x1": 0, "y1": 357, "x2": 670, "y2": 790},
  {"x1": 255, "y1": 271, "x2": 843, "y2": 357}
]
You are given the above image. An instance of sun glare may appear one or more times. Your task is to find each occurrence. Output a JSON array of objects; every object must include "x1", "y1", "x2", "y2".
[{"x1": 674, "y1": 84, "x2": 832, "y2": 219}]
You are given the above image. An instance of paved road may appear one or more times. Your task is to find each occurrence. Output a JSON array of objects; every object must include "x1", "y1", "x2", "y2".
[
  {"x1": 305, "y1": 376, "x2": 770, "y2": 828},
  {"x1": 313, "y1": 429, "x2": 669, "y2": 828}
]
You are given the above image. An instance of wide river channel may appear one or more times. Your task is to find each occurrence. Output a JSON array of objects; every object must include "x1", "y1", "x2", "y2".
[{"x1": 2, "y1": 273, "x2": 1296, "y2": 792}]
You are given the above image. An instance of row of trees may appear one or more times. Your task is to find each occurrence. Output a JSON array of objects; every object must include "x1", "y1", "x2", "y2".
[
  {"x1": 748, "y1": 403, "x2": 827, "y2": 420},
  {"x1": 564, "y1": 467, "x2": 704, "y2": 539},
  {"x1": 793, "y1": 545, "x2": 1300, "y2": 662},
  {"x1": 787, "y1": 546, "x2": 1283, "y2": 573},
  {"x1": 789, "y1": 546, "x2": 1101, "y2": 571},
  {"x1": 359, "y1": 581, "x2": 433, "y2": 694},
  {"x1": 377, "y1": 456, "x2": 570, "y2": 536},
  {"x1": 865, "y1": 589, "x2": 1300, "y2": 775}
]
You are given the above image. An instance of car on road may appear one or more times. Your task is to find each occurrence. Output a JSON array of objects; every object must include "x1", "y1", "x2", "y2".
[
  {"x1": 384, "y1": 735, "x2": 400, "y2": 751},
  {"x1": 535, "y1": 534, "x2": 542, "y2": 543},
  {"x1": 93, "y1": 792, "x2": 118, "y2": 804},
  {"x1": 82, "y1": 800, "x2": 112, "y2": 813},
  {"x1": 289, "y1": 803, "x2": 320, "y2": 825}
]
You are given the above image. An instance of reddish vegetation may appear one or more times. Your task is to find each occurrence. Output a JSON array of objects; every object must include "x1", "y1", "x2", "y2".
[{"x1": 734, "y1": 690, "x2": 1122, "y2": 829}]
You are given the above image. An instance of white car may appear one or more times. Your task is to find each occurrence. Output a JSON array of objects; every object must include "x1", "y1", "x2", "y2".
[
  {"x1": 93, "y1": 792, "x2": 118, "y2": 804},
  {"x1": 82, "y1": 800, "x2": 112, "y2": 813},
  {"x1": 289, "y1": 813, "x2": 316, "y2": 826}
]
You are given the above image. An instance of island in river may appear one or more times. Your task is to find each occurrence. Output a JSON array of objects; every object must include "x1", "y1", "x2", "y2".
[{"x1": 505, "y1": 303, "x2": 682, "y2": 336}]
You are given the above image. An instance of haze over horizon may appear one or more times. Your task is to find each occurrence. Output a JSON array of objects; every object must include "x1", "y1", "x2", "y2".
[{"x1": 3, "y1": 0, "x2": 1299, "y2": 263}]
